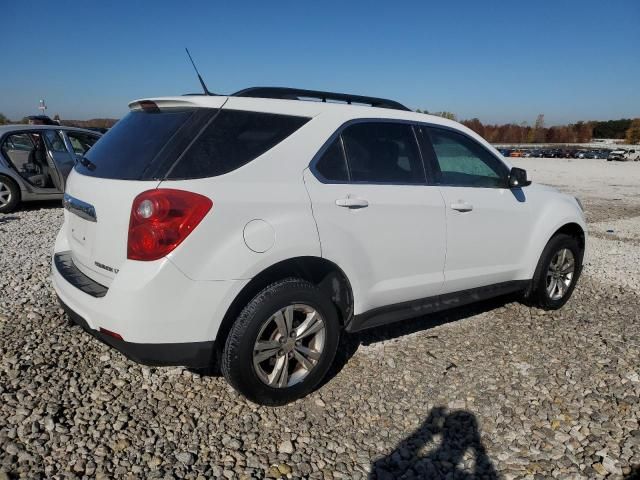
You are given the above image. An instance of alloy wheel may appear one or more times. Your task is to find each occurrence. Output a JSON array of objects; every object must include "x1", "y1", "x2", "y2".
[
  {"x1": 252, "y1": 304, "x2": 326, "y2": 388},
  {"x1": 0, "y1": 181, "x2": 11, "y2": 208},
  {"x1": 546, "y1": 248, "x2": 575, "y2": 300}
]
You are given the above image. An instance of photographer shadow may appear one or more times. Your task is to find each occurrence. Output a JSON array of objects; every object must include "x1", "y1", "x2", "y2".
[{"x1": 370, "y1": 406, "x2": 498, "y2": 480}]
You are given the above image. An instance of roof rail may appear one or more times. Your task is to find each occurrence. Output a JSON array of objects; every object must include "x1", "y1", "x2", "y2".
[{"x1": 232, "y1": 87, "x2": 411, "y2": 111}]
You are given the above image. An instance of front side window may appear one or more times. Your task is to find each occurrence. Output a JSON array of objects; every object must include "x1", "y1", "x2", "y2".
[
  {"x1": 168, "y1": 110, "x2": 310, "y2": 179},
  {"x1": 425, "y1": 127, "x2": 508, "y2": 188},
  {"x1": 341, "y1": 122, "x2": 424, "y2": 184}
]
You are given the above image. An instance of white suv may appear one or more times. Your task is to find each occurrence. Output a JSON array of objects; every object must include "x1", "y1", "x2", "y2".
[{"x1": 52, "y1": 87, "x2": 586, "y2": 405}]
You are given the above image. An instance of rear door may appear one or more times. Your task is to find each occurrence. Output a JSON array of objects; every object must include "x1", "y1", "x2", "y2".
[
  {"x1": 63, "y1": 100, "x2": 224, "y2": 286},
  {"x1": 42, "y1": 130, "x2": 72, "y2": 190},
  {"x1": 418, "y1": 125, "x2": 534, "y2": 293},
  {"x1": 304, "y1": 121, "x2": 446, "y2": 315}
]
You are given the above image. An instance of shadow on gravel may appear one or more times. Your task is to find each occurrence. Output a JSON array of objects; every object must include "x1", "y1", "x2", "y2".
[
  {"x1": 320, "y1": 292, "x2": 520, "y2": 390},
  {"x1": 18, "y1": 200, "x2": 62, "y2": 211},
  {"x1": 626, "y1": 465, "x2": 640, "y2": 479},
  {"x1": 0, "y1": 215, "x2": 19, "y2": 224},
  {"x1": 369, "y1": 406, "x2": 498, "y2": 480}
]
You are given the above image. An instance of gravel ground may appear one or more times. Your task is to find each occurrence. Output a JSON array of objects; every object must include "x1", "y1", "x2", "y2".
[{"x1": 1, "y1": 159, "x2": 640, "y2": 479}]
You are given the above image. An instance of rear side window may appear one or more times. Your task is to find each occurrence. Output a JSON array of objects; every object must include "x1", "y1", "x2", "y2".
[
  {"x1": 77, "y1": 109, "x2": 195, "y2": 179},
  {"x1": 341, "y1": 122, "x2": 424, "y2": 184},
  {"x1": 167, "y1": 110, "x2": 310, "y2": 179},
  {"x1": 314, "y1": 138, "x2": 349, "y2": 182}
]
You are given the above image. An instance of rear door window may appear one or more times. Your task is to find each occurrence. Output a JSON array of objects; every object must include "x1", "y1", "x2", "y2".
[
  {"x1": 167, "y1": 110, "x2": 310, "y2": 179},
  {"x1": 44, "y1": 131, "x2": 68, "y2": 152},
  {"x1": 314, "y1": 137, "x2": 349, "y2": 182},
  {"x1": 341, "y1": 122, "x2": 425, "y2": 184}
]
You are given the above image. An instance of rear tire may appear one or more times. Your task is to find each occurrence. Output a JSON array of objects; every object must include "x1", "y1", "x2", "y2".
[
  {"x1": 529, "y1": 234, "x2": 583, "y2": 310},
  {"x1": 221, "y1": 278, "x2": 340, "y2": 406},
  {"x1": 0, "y1": 176, "x2": 20, "y2": 214}
]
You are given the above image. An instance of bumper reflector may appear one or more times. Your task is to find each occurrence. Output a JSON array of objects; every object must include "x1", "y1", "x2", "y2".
[{"x1": 99, "y1": 327, "x2": 123, "y2": 340}]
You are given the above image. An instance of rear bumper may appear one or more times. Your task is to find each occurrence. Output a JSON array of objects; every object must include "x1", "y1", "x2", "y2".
[
  {"x1": 51, "y1": 238, "x2": 248, "y2": 366},
  {"x1": 58, "y1": 297, "x2": 215, "y2": 367}
]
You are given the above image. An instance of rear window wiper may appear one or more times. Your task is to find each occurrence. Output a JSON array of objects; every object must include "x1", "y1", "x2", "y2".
[{"x1": 77, "y1": 155, "x2": 97, "y2": 171}]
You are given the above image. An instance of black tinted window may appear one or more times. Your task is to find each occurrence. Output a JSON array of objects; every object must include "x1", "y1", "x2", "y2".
[
  {"x1": 76, "y1": 109, "x2": 195, "y2": 179},
  {"x1": 342, "y1": 123, "x2": 424, "y2": 184},
  {"x1": 168, "y1": 110, "x2": 309, "y2": 179},
  {"x1": 314, "y1": 138, "x2": 348, "y2": 182},
  {"x1": 425, "y1": 127, "x2": 508, "y2": 188}
]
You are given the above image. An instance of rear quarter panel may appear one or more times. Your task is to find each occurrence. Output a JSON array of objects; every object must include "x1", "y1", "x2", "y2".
[{"x1": 159, "y1": 115, "x2": 334, "y2": 281}]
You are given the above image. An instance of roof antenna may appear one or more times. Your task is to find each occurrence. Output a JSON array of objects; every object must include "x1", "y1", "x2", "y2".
[{"x1": 185, "y1": 48, "x2": 213, "y2": 96}]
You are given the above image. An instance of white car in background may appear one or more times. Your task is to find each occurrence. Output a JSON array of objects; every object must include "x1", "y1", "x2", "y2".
[
  {"x1": 52, "y1": 87, "x2": 587, "y2": 405},
  {"x1": 608, "y1": 148, "x2": 640, "y2": 161}
]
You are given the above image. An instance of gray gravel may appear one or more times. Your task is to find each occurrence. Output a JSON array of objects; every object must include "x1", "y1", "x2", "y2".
[{"x1": 2, "y1": 160, "x2": 640, "y2": 480}]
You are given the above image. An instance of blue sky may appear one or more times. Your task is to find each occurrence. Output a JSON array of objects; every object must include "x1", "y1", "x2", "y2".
[{"x1": 3, "y1": 1, "x2": 639, "y2": 125}]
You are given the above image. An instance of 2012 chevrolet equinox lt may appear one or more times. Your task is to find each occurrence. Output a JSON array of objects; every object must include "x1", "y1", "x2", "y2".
[{"x1": 52, "y1": 87, "x2": 586, "y2": 405}]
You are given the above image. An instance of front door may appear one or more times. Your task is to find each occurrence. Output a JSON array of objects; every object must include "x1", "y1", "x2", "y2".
[
  {"x1": 418, "y1": 126, "x2": 534, "y2": 294},
  {"x1": 304, "y1": 121, "x2": 446, "y2": 316}
]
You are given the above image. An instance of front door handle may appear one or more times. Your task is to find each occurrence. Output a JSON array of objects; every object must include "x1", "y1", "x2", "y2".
[
  {"x1": 450, "y1": 201, "x2": 473, "y2": 212},
  {"x1": 336, "y1": 197, "x2": 369, "y2": 209}
]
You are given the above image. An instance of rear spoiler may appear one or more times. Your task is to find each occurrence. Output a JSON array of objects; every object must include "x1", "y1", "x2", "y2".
[{"x1": 128, "y1": 97, "x2": 228, "y2": 111}]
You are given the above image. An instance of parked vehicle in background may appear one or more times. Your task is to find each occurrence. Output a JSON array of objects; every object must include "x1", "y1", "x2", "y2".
[
  {"x1": 607, "y1": 149, "x2": 638, "y2": 161},
  {"x1": 627, "y1": 149, "x2": 640, "y2": 161},
  {"x1": 52, "y1": 86, "x2": 587, "y2": 405},
  {"x1": 27, "y1": 115, "x2": 60, "y2": 126},
  {"x1": 0, "y1": 125, "x2": 101, "y2": 213}
]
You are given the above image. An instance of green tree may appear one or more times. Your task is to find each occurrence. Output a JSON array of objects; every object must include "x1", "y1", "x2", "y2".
[
  {"x1": 432, "y1": 111, "x2": 457, "y2": 121},
  {"x1": 626, "y1": 119, "x2": 640, "y2": 144},
  {"x1": 0, "y1": 113, "x2": 9, "y2": 125}
]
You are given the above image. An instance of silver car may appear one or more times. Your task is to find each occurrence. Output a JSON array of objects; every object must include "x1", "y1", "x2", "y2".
[{"x1": 0, "y1": 125, "x2": 101, "y2": 213}]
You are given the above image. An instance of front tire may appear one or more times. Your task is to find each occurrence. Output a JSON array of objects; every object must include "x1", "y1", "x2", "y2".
[
  {"x1": 221, "y1": 278, "x2": 340, "y2": 405},
  {"x1": 0, "y1": 176, "x2": 20, "y2": 214},
  {"x1": 529, "y1": 233, "x2": 583, "y2": 309}
]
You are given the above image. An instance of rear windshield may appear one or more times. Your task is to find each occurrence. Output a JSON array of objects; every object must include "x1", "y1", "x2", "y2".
[
  {"x1": 77, "y1": 109, "x2": 196, "y2": 180},
  {"x1": 75, "y1": 108, "x2": 310, "y2": 180}
]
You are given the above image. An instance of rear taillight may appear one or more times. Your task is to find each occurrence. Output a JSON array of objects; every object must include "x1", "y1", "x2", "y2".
[{"x1": 127, "y1": 189, "x2": 212, "y2": 261}]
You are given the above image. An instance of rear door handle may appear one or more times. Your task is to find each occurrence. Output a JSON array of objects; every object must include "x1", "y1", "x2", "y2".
[
  {"x1": 450, "y1": 202, "x2": 473, "y2": 212},
  {"x1": 336, "y1": 197, "x2": 369, "y2": 209}
]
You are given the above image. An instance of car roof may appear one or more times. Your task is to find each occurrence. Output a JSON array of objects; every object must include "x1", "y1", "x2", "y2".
[
  {"x1": 129, "y1": 94, "x2": 461, "y2": 129},
  {"x1": 127, "y1": 93, "x2": 508, "y2": 164},
  {"x1": 0, "y1": 124, "x2": 101, "y2": 135}
]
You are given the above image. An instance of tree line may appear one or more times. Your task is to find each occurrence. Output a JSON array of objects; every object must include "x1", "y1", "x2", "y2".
[
  {"x1": 416, "y1": 110, "x2": 640, "y2": 144},
  {"x1": 1, "y1": 111, "x2": 639, "y2": 144}
]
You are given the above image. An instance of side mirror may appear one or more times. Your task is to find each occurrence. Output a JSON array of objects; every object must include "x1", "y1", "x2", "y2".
[{"x1": 508, "y1": 167, "x2": 531, "y2": 188}]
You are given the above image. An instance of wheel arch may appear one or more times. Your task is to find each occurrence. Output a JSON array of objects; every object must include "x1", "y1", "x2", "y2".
[
  {"x1": 552, "y1": 222, "x2": 586, "y2": 254},
  {"x1": 214, "y1": 256, "x2": 354, "y2": 351},
  {"x1": 525, "y1": 218, "x2": 586, "y2": 282}
]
